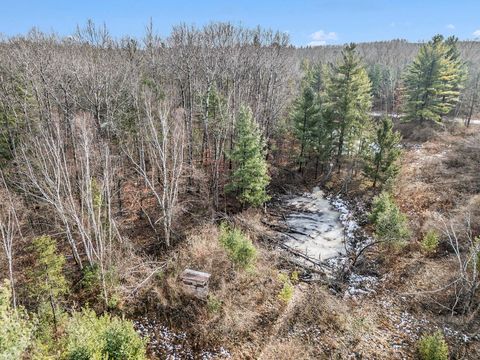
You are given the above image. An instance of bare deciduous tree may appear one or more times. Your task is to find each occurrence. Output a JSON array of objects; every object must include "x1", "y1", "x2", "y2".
[
  {"x1": 125, "y1": 91, "x2": 184, "y2": 247},
  {"x1": 17, "y1": 113, "x2": 120, "y2": 303},
  {"x1": 0, "y1": 171, "x2": 22, "y2": 308},
  {"x1": 440, "y1": 215, "x2": 480, "y2": 317}
]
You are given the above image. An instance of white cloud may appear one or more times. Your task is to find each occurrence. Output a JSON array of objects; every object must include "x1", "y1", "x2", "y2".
[
  {"x1": 308, "y1": 30, "x2": 338, "y2": 46},
  {"x1": 473, "y1": 29, "x2": 480, "y2": 38},
  {"x1": 446, "y1": 24, "x2": 455, "y2": 30}
]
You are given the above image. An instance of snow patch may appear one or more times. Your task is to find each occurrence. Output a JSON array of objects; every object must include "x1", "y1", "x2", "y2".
[{"x1": 134, "y1": 317, "x2": 231, "y2": 359}]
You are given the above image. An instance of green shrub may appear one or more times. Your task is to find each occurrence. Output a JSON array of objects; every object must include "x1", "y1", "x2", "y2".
[
  {"x1": 278, "y1": 273, "x2": 294, "y2": 303},
  {"x1": 421, "y1": 230, "x2": 440, "y2": 254},
  {"x1": 417, "y1": 331, "x2": 449, "y2": 360},
  {"x1": 67, "y1": 347, "x2": 90, "y2": 360},
  {"x1": 219, "y1": 223, "x2": 257, "y2": 269},
  {"x1": 206, "y1": 295, "x2": 222, "y2": 314},
  {"x1": 31, "y1": 301, "x2": 68, "y2": 359},
  {"x1": 103, "y1": 320, "x2": 145, "y2": 360},
  {"x1": 0, "y1": 280, "x2": 34, "y2": 359},
  {"x1": 65, "y1": 308, "x2": 146, "y2": 360},
  {"x1": 107, "y1": 292, "x2": 122, "y2": 311},
  {"x1": 29, "y1": 235, "x2": 69, "y2": 304},
  {"x1": 369, "y1": 192, "x2": 410, "y2": 245}
]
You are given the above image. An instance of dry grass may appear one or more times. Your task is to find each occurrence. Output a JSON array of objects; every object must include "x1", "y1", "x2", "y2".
[
  {"x1": 256, "y1": 284, "x2": 421, "y2": 359},
  {"x1": 259, "y1": 339, "x2": 311, "y2": 360},
  {"x1": 131, "y1": 216, "x2": 286, "y2": 357},
  {"x1": 395, "y1": 119, "x2": 443, "y2": 143},
  {"x1": 370, "y1": 124, "x2": 480, "y2": 357},
  {"x1": 396, "y1": 127, "x2": 480, "y2": 238}
]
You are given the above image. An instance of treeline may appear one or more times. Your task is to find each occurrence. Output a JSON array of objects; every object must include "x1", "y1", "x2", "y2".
[
  {"x1": 290, "y1": 35, "x2": 468, "y2": 184},
  {"x1": 300, "y1": 39, "x2": 480, "y2": 117}
]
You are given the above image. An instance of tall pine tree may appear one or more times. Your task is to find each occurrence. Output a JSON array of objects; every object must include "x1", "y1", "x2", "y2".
[
  {"x1": 227, "y1": 106, "x2": 270, "y2": 207},
  {"x1": 291, "y1": 65, "x2": 322, "y2": 173},
  {"x1": 443, "y1": 36, "x2": 467, "y2": 111},
  {"x1": 323, "y1": 43, "x2": 373, "y2": 169},
  {"x1": 404, "y1": 35, "x2": 465, "y2": 122}
]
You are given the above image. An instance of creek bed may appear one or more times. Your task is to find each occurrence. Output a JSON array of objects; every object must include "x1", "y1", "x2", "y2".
[
  {"x1": 283, "y1": 187, "x2": 346, "y2": 262},
  {"x1": 276, "y1": 186, "x2": 378, "y2": 296}
]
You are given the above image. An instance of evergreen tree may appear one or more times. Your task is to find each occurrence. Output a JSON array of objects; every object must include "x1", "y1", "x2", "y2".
[
  {"x1": 311, "y1": 62, "x2": 324, "y2": 93},
  {"x1": 29, "y1": 235, "x2": 68, "y2": 332},
  {"x1": 291, "y1": 67, "x2": 322, "y2": 173},
  {"x1": 404, "y1": 35, "x2": 465, "y2": 122},
  {"x1": 444, "y1": 36, "x2": 467, "y2": 103},
  {"x1": 417, "y1": 331, "x2": 449, "y2": 360},
  {"x1": 291, "y1": 62, "x2": 334, "y2": 177},
  {"x1": 227, "y1": 106, "x2": 270, "y2": 207},
  {"x1": 370, "y1": 192, "x2": 410, "y2": 245},
  {"x1": 0, "y1": 280, "x2": 33, "y2": 359},
  {"x1": 314, "y1": 106, "x2": 335, "y2": 178},
  {"x1": 364, "y1": 117, "x2": 402, "y2": 188},
  {"x1": 323, "y1": 43, "x2": 373, "y2": 168}
]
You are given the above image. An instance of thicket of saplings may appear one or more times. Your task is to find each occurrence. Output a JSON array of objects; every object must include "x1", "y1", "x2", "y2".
[{"x1": 0, "y1": 22, "x2": 478, "y2": 358}]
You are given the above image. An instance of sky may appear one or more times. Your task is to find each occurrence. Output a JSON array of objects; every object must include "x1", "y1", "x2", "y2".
[{"x1": 1, "y1": 0, "x2": 479, "y2": 46}]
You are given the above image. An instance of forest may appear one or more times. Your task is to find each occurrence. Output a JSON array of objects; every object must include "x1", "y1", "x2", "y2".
[{"x1": 1, "y1": 21, "x2": 480, "y2": 359}]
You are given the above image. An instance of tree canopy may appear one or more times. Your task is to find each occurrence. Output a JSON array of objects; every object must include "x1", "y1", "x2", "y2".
[{"x1": 404, "y1": 35, "x2": 466, "y2": 122}]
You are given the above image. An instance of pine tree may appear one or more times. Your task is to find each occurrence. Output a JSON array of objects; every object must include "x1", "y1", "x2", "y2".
[
  {"x1": 291, "y1": 62, "x2": 334, "y2": 177},
  {"x1": 323, "y1": 43, "x2": 373, "y2": 169},
  {"x1": 404, "y1": 35, "x2": 465, "y2": 122},
  {"x1": 364, "y1": 117, "x2": 402, "y2": 188},
  {"x1": 291, "y1": 67, "x2": 322, "y2": 173},
  {"x1": 0, "y1": 280, "x2": 33, "y2": 359},
  {"x1": 29, "y1": 235, "x2": 68, "y2": 332},
  {"x1": 227, "y1": 106, "x2": 270, "y2": 207},
  {"x1": 445, "y1": 36, "x2": 467, "y2": 86},
  {"x1": 443, "y1": 36, "x2": 467, "y2": 111},
  {"x1": 369, "y1": 192, "x2": 410, "y2": 245},
  {"x1": 314, "y1": 106, "x2": 335, "y2": 178}
]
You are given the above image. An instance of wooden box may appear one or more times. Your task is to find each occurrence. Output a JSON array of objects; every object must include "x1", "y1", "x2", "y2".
[{"x1": 180, "y1": 269, "x2": 211, "y2": 299}]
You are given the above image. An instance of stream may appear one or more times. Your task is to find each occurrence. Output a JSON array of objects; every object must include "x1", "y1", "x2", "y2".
[
  {"x1": 277, "y1": 186, "x2": 378, "y2": 296},
  {"x1": 283, "y1": 187, "x2": 347, "y2": 262}
]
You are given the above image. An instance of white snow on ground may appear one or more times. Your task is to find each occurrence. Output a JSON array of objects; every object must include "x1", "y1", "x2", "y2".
[
  {"x1": 345, "y1": 274, "x2": 378, "y2": 297},
  {"x1": 134, "y1": 317, "x2": 231, "y2": 359}
]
